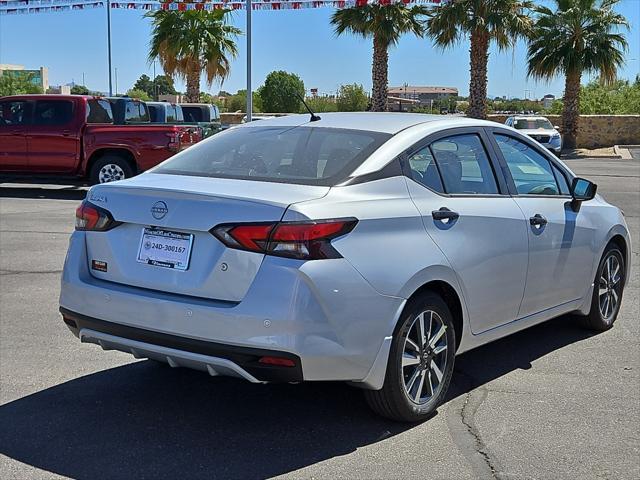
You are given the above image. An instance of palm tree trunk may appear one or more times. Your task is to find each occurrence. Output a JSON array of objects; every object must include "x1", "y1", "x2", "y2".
[
  {"x1": 468, "y1": 29, "x2": 489, "y2": 120},
  {"x1": 371, "y1": 34, "x2": 388, "y2": 112},
  {"x1": 186, "y1": 68, "x2": 201, "y2": 103},
  {"x1": 561, "y1": 70, "x2": 581, "y2": 150}
]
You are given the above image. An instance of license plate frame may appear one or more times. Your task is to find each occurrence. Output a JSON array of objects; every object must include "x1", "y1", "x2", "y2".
[{"x1": 136, "y1": 227, "x2": 194, "y2": 271}]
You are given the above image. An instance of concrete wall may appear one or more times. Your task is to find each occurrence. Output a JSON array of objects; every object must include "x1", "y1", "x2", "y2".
[
  {"x1": 488, "y1": 114, "x2": 640, "y2": 148},
  {"x1": 221, "y1": 112, "x2": 639, "y2": 149}
]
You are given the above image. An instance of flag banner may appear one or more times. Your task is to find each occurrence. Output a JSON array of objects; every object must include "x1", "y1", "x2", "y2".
[{"x1": 0, "y1": 0, "x2": 440, "y2": 14}]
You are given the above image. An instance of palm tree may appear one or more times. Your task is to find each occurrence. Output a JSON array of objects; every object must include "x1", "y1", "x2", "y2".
[
  {"x1": 527, "y1": 0, "x2": 628, "y2": 149},
  {"x1": 426, "y1": 0, "x2": 533, "y2": 119},
  {"x1": 147, "y1": 10, "x2": 241, "y2": 103},
  {"x1": 331, "y1": 4, "x2": 428, "y2": 112}
]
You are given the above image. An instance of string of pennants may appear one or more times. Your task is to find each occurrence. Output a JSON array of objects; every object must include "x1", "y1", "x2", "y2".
[{"x1": 0, "y1": 0, "x2": 441, "y2": 15}]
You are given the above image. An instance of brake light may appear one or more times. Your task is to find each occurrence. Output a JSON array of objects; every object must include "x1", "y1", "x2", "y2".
[
  {"x1": 75, "y1": 200, "x2": 119, "y2": 231},
  {"x1": 212, "y1": 218, "x2": 357, "y2": 260},
  {"x1": 166, "y1": 130, "x2": 181, "y2": 152}
]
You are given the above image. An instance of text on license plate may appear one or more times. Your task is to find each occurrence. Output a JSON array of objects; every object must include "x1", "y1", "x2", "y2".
[{"x1": 137, "y1": 228, "x2": 193, "y2": 270}]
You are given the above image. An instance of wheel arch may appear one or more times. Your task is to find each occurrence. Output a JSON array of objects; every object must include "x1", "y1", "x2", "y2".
[{"x1": 86, "y1": 148, "x2": 137, "y2": 178}]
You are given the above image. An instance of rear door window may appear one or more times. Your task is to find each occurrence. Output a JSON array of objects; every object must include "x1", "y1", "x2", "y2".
[
  {"x1": 154, "y1": 126, "x2": 391, "y2": 186},
  {"x1": 33, "y1": 100, "x2": 73, "y2": 126},
  {"x1": 86, "y1": 99, "x2": 113, "y2": 124},
  {"x1": 182, "y1": 106, "x2": 203, "y2": 123},
  {"x1": 407, "y1": 146, "x2": 444, "y2": 193},
  {"x1": 430, "y1": 134, "x2": 499, "y2": 194}
]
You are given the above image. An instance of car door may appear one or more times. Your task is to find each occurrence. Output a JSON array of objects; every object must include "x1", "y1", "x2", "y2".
[
  {"x1": 0, "y1": 99, "x2": 30, "y2": 171},
  {"x1": 489, "y1": 130, "x2": 597, "y2": 317},
  {"x1": 28, "y1": 99, "x2": 80, "y2": 173},
  {"x1": 404, "y1": 129, "x2": 529, "y2": 334}
]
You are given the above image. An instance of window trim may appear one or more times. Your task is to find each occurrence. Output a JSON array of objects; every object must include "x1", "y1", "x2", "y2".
[
  {"x1": 485, "y1": 127, "x2": 574, "y2": 199},
  {"x1": 400, "y1": 127, "x2": 510, "y2": 198}
]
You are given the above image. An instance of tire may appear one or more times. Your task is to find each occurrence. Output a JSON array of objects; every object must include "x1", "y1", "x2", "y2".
[
  {"x1": 364, "y1": 292, "x2": 456, "y2": 422},
  {"x1": 579, "y1": 244, "x2": 626, "y2": 331},
  {"x1": 89, "y1": 155, "x2": 135, "y2": 185}
]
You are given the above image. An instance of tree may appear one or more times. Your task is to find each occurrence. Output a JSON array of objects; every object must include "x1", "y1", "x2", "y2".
[
  {"x1": 331, "y1": 4, "x2": 427, "y2": 112},
  {"x1": 227, "y1": 90, "x2": 262, "y2": 113},
  {"x1": 336, "y1": 83, "x2": 369, "y2": 111},
  {"x1": 527, "y1": 0, "x2": 629, "y2": 148},
  {"x1": 133, "y1": 74, "x2": 154, "y2": 96},
  {"x1": 70, "y1": 84, "x2": 90, "y2": 95},
  {"x1": 126, "y1": 88, "x2": 152, "y2": 101},
  {"x1": 427, "y1": 0, "x2": 533, "y2": 119},
  {"x1": 147, "y1": 10, "x2": 241, "y2": 103},
  {"x1": 0, "y1": 72, "x2": 43, "y2": 96},
  {"x1": 258, "y1": 71, "x2": 305, "y2": 113}
]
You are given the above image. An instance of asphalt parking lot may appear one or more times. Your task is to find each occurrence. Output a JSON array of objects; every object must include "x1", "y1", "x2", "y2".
[{"x1": 1, "y1": 155, "x2": 639, "y2": 480}]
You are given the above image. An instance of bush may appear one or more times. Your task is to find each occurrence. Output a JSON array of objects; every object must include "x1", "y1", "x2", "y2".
[
  {"x1": 258, "y1": 71, "x2": 305, "y2": 113},
  {"x1": 303, "y1": 96, "x2": 338, "y2": 113},
  {"x1": 226, "y1": 90, "x2": 262, "y2": 113},
  {"x1": 71, "y1": 85, "x2": 90, "y2": 95},
  {"x1": 336, "y1": 83, "x2": 368, "y2": 111},
  {"x1": 0, "y1": 72, "x2": 43, "y2": 96},
  {"x1": 126, "y1": 88, "x2": 152, "y2": 101}
]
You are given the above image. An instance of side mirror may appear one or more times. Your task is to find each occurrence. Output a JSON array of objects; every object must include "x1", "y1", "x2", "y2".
[
  {"x1": 571, "y1": 177, "x2": 597, "y2": 201},
  {"x1": 554, "y1": 125, "x2": 560, "y2": 130}
]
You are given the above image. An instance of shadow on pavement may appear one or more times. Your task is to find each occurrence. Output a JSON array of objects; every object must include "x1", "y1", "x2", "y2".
[
  {"x1": 0, "y1": 315, "x2": 596, "y2": 480},
  {"x1": 0, "y1": 185, "x2": 88, "y2": 201}
]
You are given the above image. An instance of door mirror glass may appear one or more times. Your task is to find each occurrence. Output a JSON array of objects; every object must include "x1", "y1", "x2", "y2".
[{"x1": 571, "y1": 177, "x2": 597, "y2": 201}]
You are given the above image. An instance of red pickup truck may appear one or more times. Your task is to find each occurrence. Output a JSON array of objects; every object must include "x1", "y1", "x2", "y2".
[{"x1": 0, "y1": 95, "x2": 201, "y2": 184}]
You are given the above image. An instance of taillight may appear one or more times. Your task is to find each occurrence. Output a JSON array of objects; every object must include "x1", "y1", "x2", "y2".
[
  {"x1": 211, "y1": 218, "x2": 357, "y2": 260},
  {"x1": 75, "y1": 200, "x2": 119, "y2": 231},
  {"x1": 166, "y1": 130, "x2": 181, "y2": 152}
]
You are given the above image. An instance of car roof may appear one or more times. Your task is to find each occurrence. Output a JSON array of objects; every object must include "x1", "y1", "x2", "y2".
[{"x1": 238, "y1": 112, "x2": 496, "y2": 134}]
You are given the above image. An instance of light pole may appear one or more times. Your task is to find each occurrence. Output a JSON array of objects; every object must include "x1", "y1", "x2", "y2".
[
  {"x1": 106, "y1": 0, "x2": 113, "y2": 96},
  {"x1": 246, "y1": 0, "x2": 252, "y2": 121}
]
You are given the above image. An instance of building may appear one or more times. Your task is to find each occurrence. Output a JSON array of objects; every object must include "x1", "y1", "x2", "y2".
[
  {"x1": 387, "y1": 85, "x2": 459, "y2": 112},
  {"x1": 542, "y1": 94, "x2": 556, "y2": 109},
  {"x1": 0, "y1": 64, "x2": 49, "y2": 92}
]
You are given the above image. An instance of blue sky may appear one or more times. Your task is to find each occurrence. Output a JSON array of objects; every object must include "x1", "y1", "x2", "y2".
[{"x1": 1, "y1": 1, "x2": 638, "y2": 99}]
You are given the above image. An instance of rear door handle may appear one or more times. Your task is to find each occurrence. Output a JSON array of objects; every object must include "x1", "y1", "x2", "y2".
[
  {"x1": 432, "y1": 207, "x2": 459, "y2": 221},
  {"x1": 529, "y1": 214, "x2": 548, "y2": 227}
]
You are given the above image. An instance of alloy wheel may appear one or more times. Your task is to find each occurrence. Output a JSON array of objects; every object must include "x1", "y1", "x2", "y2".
[
  {"x1": 401, "y1": 310, "x2": 448, "y2": 404},
  {"x1": 98, "y1": 163, "x2": 126, "y2": 183},
  {"x1": 599, "y1": 253, "x2": 623, "y2": 322}
]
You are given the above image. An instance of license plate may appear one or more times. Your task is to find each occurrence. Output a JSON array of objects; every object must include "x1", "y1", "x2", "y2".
[{"x1": 137, "y1": 228, "x2": 193, "y2": 271}]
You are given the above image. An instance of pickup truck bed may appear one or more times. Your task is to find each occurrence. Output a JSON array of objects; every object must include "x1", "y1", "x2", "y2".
[{"x1": 0, "y1": 94, "x2": 201, "y2": 184}]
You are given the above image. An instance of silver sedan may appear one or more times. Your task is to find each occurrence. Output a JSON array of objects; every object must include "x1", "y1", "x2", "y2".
[{"x1": 60, "y1": 113, "x2": 630, "y2": 422}]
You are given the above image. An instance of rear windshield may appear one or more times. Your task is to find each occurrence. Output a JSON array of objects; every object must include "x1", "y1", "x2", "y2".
[
  {"x1": 153, "y1": 126, "x2": 391, "y2": 186},
  {"x1": 513, "y1": 118, "x2": 553, "y2": 130},
  {"x1": 182, "y1": 106, "x2": 204, "y2": 123}
]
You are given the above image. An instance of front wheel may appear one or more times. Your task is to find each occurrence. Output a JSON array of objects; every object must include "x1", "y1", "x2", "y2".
[
  {"x1": 579, "y1": 244, "x2": 626, "y2": 331},
  {"x1": 89, "y1": 155, "x2": 134, "y2": 185},
  {"x1": 364, "y1": 292, "x2": 456, "y2": 422}
]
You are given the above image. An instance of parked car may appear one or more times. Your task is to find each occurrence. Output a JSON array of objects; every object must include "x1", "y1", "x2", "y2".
[
  {"x1": 180, "y1": 103, "x2": 222, "y2": 138},
  {"x1": 505, "y1": 115, "x2": 562, "y2": 155},
  {"x1": 0, "y1": 95, "x2": 201, "y2": 184},
  {"x1": 147, "y1": 101, "x2": 184, "y2": 124},
  {"x1": 60, "y1": 113, "x2": 630, "y2": 421},
  {"x1": 105, "y1": 96, "x2": 151, "y2": 124}
]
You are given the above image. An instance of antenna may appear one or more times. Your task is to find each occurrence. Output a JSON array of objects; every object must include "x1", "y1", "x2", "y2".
[{"x1": 296, "y1": 93, "x2": 321, "y2": 122}]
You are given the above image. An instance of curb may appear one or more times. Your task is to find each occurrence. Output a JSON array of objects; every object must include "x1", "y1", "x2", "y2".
[{"x1": 613, "y1": 145, "x2": 638, "y2": 160}]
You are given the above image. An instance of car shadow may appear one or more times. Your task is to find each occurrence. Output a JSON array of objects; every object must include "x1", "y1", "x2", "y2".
[
  {"x1": 0, "y1": 315, "x2": 596, "y2": 480},
  {"x1": 0, "y1": 185, "x2": 88, "y2": 201}
]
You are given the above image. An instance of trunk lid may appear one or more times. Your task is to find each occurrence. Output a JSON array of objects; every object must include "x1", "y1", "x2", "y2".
[{"x1": 84, "y1": 173, "x2": 329, "y2": 301}]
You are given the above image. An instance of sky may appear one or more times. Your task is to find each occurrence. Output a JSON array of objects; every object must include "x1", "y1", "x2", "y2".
[{"x1": 0, "y1": 0, "x2": 639, "y2": 100}]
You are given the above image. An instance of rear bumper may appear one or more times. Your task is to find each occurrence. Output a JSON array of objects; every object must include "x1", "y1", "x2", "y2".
[
  {"x1": 61, "y1": 307, "x2": 302, "y2": 382},
  {"x1": 60, "y1": 232, "x2": 405, "y2": 387}
]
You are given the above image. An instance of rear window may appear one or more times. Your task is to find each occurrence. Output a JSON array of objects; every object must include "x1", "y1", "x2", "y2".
[
  {"x1": 153, "y1": 126, "x2": 391, "y2": 186},
  {"x1": 182, "y1": 106, "x2": 204, "y2": 123},
  {"x1": 86, "y1": 99, "x2": 113, "y2": 124},
  {"x1": 124, "y1": 101, "x2": 149, "y2": 123},
  {"x1": 167, "y1": 105, "x2": 183, "y2": 122},
  {"x1": 148, "y1": 104, "x2": 160, "y2": 122}
]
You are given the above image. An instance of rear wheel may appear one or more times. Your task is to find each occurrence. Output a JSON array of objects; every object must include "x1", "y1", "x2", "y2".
[
  {"x1": 364, "y1": 292, "x2": 456, "y2": 422},
  {"x1": 90, "y1": 155, "x2": 134, "y2": 185},
  {"x1": 579, "y1": 244, "x2": 625, "y2": 331}
]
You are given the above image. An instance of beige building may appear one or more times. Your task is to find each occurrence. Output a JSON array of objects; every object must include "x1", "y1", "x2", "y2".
[
  {"x1": 387, "y1": 85, "x2": 459, "y2": 111},
  {"x1": 0, "y1": 64, "x2": 49, "y2": 92}
]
